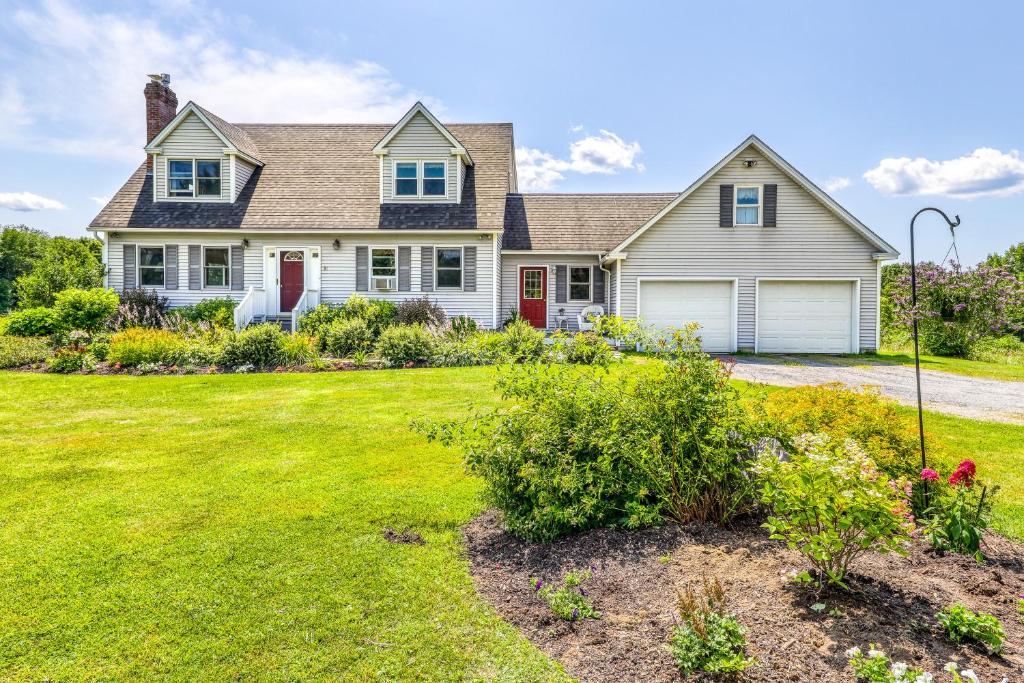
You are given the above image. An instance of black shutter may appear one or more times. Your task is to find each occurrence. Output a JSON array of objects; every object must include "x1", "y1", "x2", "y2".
[
  {"x1": 122, "y1": 244, "x2": 137, "y2": 289},
  {"x1": 188, "y1": 245, "x2": 201, "y2": 290},
  {"x1": 230, "y1": 245, "x2": 244, "y2": 290},
  {"x1": 763, "y1": 184, "x2": 778, "y2": 227},
  {"x1": 463, "y1": 246, "x2": 476, "y2": 292},
  {"x1": 398, "y1": 246, "x2": 411, "y2": 291},
  {"x1": 555, "y1": 265, "x2": 567, "y2": 304},
  {"x1": 165, "y1": 245, "x2": 178, "y2": 290},
  {"x1": 355, "y1": 246, "x2": 368, "y2": 292},
  {"x1": 719, "y1": 184, "x2": 734, "y2": 227},
  {"x1": 591, "y1": 265, "x2": 605, "y2": 304},
  {"x1": 420, "y1": 246, "x2": 433, "y2": 292}
]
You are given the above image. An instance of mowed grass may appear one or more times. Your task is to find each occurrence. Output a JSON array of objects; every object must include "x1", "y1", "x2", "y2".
[
  {"x1": 812, "y1": 349, "x2": 1024, "y2": 383},
  {"x1": 0, "y1": 369, "x2": 567, "y2": 683}
]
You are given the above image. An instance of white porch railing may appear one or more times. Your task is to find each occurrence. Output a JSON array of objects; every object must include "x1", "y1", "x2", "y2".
[
  {"x1": 290, "y1": 289, "x2": 317, "y2": 333},
  {"x1": 233, "y1": 287, "x2": 261, "y2": 332}
]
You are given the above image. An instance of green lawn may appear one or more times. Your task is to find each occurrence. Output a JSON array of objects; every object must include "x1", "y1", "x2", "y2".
[
  {"x1": 2, "y1": 368, "x2": 1022, "y2": 681},
  {"x1": 798, "y1": 350, "x2": 1024, "y2": 383}
]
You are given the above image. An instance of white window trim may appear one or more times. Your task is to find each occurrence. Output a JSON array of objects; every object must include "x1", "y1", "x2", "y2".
[
  {"x1": 434, "y1": 245, "x2": 463, "y2": 291},
  {"x1": 369, "y1": 246, "x2": 398, "y2": 292},
  {"x1": 568, "y1": 265, "x2": 592, "y2": 302},
  {"x1": 202, "y1": 245, "x2": 231, "y2": 289},
  {"x1": 166, "y1": 158, "x2": 223, "y2": 199},
  {"x1": 137, "y1": 245, "x2": 166, "y2": 288},
  {"x1": 733, "y1": 184, "x2": 762, "y2": 227},
  {"x1": 391, "y1": 158, "x2": 448, "y2": 199}
]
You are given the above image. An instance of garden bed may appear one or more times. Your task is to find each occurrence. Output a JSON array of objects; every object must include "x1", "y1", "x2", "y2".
[{"x1": 463, "y1": 510, "x2": 1024, "y2": 682}]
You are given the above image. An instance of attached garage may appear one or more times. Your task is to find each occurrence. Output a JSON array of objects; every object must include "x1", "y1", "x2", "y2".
[
  {"x1": 756, "y1": 280, "x2": 858, "y2": 353},
  {"x1": 637, "y1": 279, "x2": 736, "y2": 352}
]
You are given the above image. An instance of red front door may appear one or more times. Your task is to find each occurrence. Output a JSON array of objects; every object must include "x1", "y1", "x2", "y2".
[
  {"x1": 519, "y1": 267, "x2": 547, "y2": 329},
  {"x1": 279, "y1": 250, "x2": 305, "y2": 312}
]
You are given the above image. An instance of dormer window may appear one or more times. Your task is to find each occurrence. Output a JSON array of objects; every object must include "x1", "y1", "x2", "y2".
[
  {"x1": 168, "y1": 159, "x2": 221, "y2": 198},
  {"x1": 392, "y1": 160, "x2": 447, "y2": 199}
]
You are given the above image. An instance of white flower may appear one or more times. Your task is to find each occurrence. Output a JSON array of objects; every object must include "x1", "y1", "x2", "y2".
[
  {"x1": 868, "y1": 648, "x2": 886, "y2": 659},
  {"x1": 944, "y1": 662, "x2": 959, "y2": 673},
  {"x1": 845, "y1": 646, "x2": 862, "y2": 658},
  {"x1": 914, "y1": 674, "x2": 933, "y2": 683},
  {"x1": 960, "y1": 670, "x2": 979, "y2": 683},
  {"x1": 891, "y1": 662, "x2": 909, "y2": 677}
]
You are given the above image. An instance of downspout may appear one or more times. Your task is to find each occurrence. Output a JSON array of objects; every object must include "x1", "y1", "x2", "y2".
[{"x1": 598, "y1": 253, "x2": 612, "y2": 314}]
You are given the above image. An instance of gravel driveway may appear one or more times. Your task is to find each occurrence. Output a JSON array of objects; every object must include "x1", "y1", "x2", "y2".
[{"x1": 727, "y1": 355, "x2": 1024, "y2": 424}]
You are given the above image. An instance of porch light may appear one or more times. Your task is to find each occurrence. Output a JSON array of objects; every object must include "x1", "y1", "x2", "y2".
[
  {"x1": 241, "y1": 238, "x2": 249, "y2": 249},
  {"x1": 333, "y1": 239, "x2": 341, "y2": 250}
]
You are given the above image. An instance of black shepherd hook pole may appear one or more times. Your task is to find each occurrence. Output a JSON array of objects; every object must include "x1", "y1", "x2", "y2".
[{"x1": 909, "y1": 207, "x2": 960, "y2": 505}]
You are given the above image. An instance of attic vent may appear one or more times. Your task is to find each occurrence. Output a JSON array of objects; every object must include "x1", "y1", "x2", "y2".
[{"x1": 743, "y1": 159, "x2": 758, "y2": 168}]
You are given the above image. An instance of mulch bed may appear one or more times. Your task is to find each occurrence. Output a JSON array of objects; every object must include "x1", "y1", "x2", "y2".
[{"x1": 463, "y1": 510, "x2": 1024, "y2": 682}]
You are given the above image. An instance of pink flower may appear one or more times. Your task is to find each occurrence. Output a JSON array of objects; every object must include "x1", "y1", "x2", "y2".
[
  {"x1": 921, "y1": 468, "x2": 940, "y2": 482},
  {"x1": 948, "y1": 460, "x2": 976, "y2": 487}
]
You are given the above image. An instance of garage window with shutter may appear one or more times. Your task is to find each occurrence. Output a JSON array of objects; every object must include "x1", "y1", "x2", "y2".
[{"x1": 734, "y1": 186, "x2": 761, "y2": 225}]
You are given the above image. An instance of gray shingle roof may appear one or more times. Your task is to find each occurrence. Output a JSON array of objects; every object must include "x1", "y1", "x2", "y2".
[
  {"x1": 502, "y1": 193, "x2": 678, "y2": 251},
  {"x1": 90, "y1": 123, "x2": 513, "y2": 232},
  {"x1": 191, "y1": 103, "x2": 262, "y2": 162}
]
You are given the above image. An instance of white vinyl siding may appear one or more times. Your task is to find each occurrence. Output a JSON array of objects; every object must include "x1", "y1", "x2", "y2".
[
  {"x1": 615, "y1": 147, "x2": 880, "y2": 351},
  {"x1": 233, "y1": 158, "x2": 257, "y2": 200},
  {"x1": 153, "y1": 112, "x2": 231, "y2": 202},
  {"x1": 381, "y1": 112, "x2": 459, "y2": 203},
  {"x1": 501, "y1": 253, "x2": 604, "y2": 330}
]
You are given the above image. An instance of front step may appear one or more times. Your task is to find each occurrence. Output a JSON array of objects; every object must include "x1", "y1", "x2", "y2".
[{"x1": 250, "y1": 314, "x2": 293, "y2": 333}]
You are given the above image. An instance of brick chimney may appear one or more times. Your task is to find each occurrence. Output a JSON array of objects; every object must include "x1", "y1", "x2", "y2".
[{"x1": 144, "y1": 73, "x2": 177, "y2": 169}]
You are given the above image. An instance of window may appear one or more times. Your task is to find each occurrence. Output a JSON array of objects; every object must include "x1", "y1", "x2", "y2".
[
  {"x1": 138, "y1": 246, "x2": 165, "y2": 287},
  {"x1": 523, "y1": 270, "x2": 542, "y2": 299},
  {"x1": 569, "y1": 266, "x2": 591, "y2": 301},
  {"x1": 167, "y1": 159, "x2": 221, "y2": 198},
  {"x1": 735, "y1": 186, "x2": 760, "y2": 225},
  {"x1": 423, "y1": 162, "x2": 446, "y2": 196},
  {"x1": 395, "y1": 162, "x2": 418, "y2": 196},
  {"x1": 371, "y1": 247, "x2": 397, "y2": 291},
  {"x1": 435, "y1": 247, "x2": 462, "y2": 289},
  {"x1": 204, "y1": 247, "x2": 229, "y2": 288}
]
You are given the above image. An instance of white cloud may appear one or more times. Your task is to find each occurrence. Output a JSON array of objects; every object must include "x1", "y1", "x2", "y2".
[
  {"x1": 821, "y1": 176, "x2": 851, "y2": 193},
  {"x1": 0, "y1": 191, "x2": 66, "y2": 211},
  {"x1": 89, "y1": 195, "x2": 111, "y2": 206},
  {"x1": 1, "y1": 1, "x2": 432, "y2": 162},
  {"x1": 863, "y1": 148, "x2": 1024, "y2": 199},
  {"x1": 516, "y1": 129, "x2": 644, "y2": 191}
]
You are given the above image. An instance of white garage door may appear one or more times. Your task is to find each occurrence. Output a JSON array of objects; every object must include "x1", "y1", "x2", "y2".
[
  {"x1": 757, "y1": 281, "x2": 856, "y2": 353},
  {"x1": 638, "y1": 280, "x2": 735, "y2": 352}
]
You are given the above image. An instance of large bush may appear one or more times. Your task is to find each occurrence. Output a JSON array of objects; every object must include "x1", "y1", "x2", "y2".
[
  {"x1": 374, "y1": 324, "x2": 435, "y2": 367},
  {"x1": 0, "y1": 225, "x2": 48, "y2": 312},
  {"x1": 322, "y1": 318, "x2": 373, "y2": 358},
  {"x1": 396, "y1": 297, "x2": 447, "y2": 327},
  {"x1": 764, "y1": 383, "x2": 919, "y2": 478},
  {"x1": 300, "y1": 294, "x2": 398, "y2": 341},
  {"x1": 14, "y1": 236, "x2": 104, "y2": 308},
  {"x1": 419, "y1": 327, "x2": 767, "y2": 541},
  {"x1": 178, "y1": 298, "x2": 236, "y2": 328},
  {"x1": 52, "y1": 287, "x2": 119, "y2": 332},
  {"x1": 888, "y1": 261, "x2": 1024, "y2": 356},
  {"x1": 109, "y1": 288, "x2": 170, "y2": 329},
  {"x1": 3, "y1": 306, "x2": 58, "y2": 337},
  {"x1": 0, "y1": 336, "x2": 50, "y2": 368},
  {"x1": 107, "y1": 328, "x2": 187, "y2": 367},
  {"x1": 550, "y1": 331, "x2": 614, "y2": 366},
  {"x1": 218, "y1": 323, "x2": 287, "y2": 369},
  {"x1": 756, "y1": 434, "x2": 913, "y2": 588},
  {"x1": 495, "y1": 318, "x2": 545, "y2": 362}
]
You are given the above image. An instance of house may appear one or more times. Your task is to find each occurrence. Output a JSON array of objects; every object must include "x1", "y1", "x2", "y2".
[{"x1": 89, "y1": 74, "x2": 899, "y2": 353}]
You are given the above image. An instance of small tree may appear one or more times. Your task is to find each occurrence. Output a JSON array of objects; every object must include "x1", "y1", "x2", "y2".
[
  {"x1": 14, "y1": 237, "x2": 105, "y2": 308},
  {"x1": 0, "y1": 225, "x2": 49, "y2": 312}
]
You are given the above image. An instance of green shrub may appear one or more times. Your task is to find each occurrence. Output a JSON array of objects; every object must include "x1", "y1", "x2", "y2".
[
  {"x1": 109, "y1": 288, "x2": 169, "y2": 329},
  {"x1": 282, "y1": 334, "x2": 318, "y2": 366},
  {"x1": 846, "y1": 645, "x2": 930, "y2": 682},
  {"x1": 178, "y1": 298, "x2": 236, "y2": 328},
  {"x1": 535, "y1": 571, "x2": 599, "y2": 621},
  {"x1": 670, "y1": 578, "x2": 754, "y2": 676},
  {"x1": 756, "y1": 434, "x2": 913, "y2": 588},
  {"x1": 298, "y1": 303, "x2": 345, "y2": 340},
  {"x1": 551, "y1": 331, "x2": 614, "y2": 366},
  {"x1": 165, "y1": 338, "x2": 222, "y2": 368},
  {"x1": 0, "y1": 335, "x2": 51, "y2": 368},
  {"x1": 3, "y1": 306, "x2": 58, "y2": 337},
  {"x1": 970, "y1": 334, "x2": 1024, "y2": 364},
  {"x1": 218, "y1": 323, "x2": 286, "y2": 369},
  {"x1": 374, "y1": 324, "x2": 435, "y2": 367},
  {"x1": 396, "y1": 297, "x2": 447, "y2": 327},
  {"x1": 496, "y1": 318, "x2": 545, "y2": 362},
  {"x1": 430, "y1": 332, "x2": 501, "y2": 367},
  {"x1": 52, "y1": 287, "x2": 119, "y2": 332},
  {"x1": 764, "y1": 383, "x2": 920, "y2": 478},
  {"x1": 14, "y1": 236, "x2": 104, "y2": 308},
  {"x1": 448, "y1": 315, "x2": 478, "y2": 340},
  {"x1": 108, "y1": 328, "x2": 186, "y2": 367},
  {"x1": 47, "y1": 347, "x2": 96, "y2": 373},
  {"x1": 937, "y1": 603, "x2": 1004, "y2": 653},
  {"x1": 322, "y1": 318, "x2": 373, "y2": 358},
  {"x1": 339, "y1": 294, "x2": 397, "y2": 336}
]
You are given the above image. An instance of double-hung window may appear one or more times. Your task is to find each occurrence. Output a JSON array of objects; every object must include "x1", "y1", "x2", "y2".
[
  {"x1": 395, "y1": 162, "x2": 418, "y2": 196},
  {"x1": 569, "y1": 267, "x2": 591, "y2": 301},
  {"x1": 393, "y1": 160, "x2": 447, "y2": 198},
  {"x1": 423, "y1": 162, "x2": 446, "y2": 196},
  {"x1": 435, "y1": 247, "x2": 462, "y2": 289},
  {"x1": 371, "y1": 247, "x2": 397, "y2": 291},
  {"x1": 138, "y1": 246, "x2": 165, "y2": 287},
  {"x1": 204, "y1": 247, "x2": 230, "y2": 288},
  {"x1": 735, "y1": 186, "x2": 761, "y2": 225},
  {"x1": 168, "y1": 159, "x2": 221, "y2": 198}
]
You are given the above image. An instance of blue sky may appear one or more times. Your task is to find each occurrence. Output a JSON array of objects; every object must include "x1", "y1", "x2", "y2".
[{"x1": 1, "y1": 0, "x2": 1021, "y2": 264}]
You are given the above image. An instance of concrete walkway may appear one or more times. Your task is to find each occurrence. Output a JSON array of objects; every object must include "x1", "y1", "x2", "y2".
[{"x1": 727, "y1": 355, "x2": 1024, "y2": 424}]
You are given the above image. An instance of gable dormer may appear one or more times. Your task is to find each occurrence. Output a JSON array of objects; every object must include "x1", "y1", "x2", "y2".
[
  {"x1": 373, "y1": 102, "x2": 472, "y2": 204},
  {"x1": 144, "y1": 91, "x2": 263, "y2": 204}
]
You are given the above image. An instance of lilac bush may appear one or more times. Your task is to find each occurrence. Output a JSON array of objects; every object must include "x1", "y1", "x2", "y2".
[{"x1": 890, "y1": 261, "x2": 1024, "y2": 357}]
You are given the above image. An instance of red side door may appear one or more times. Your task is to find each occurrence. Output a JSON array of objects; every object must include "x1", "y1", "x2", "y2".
[
  {"x1": 519, "y1": 267, "x2": 547, "y2": 329},
  {"x1": 279, "y1": 251, "x2": 305, "y2": 312}
]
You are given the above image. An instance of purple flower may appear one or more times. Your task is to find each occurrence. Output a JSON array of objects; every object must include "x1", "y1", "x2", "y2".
[
  {"x1": 579, "y1": 587, "x2": 588, "y2": 596},
  {"x1": 571, "y1": 607, "x2": 579, "y2": 620},
  {"x1": 533, "y1": 579, "x2": 542, "y2": 592}
]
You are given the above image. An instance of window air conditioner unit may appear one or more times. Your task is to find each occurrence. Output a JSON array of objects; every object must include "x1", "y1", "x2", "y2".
[{"x1": 372, "y1": 276, "x2": 397, "y2": 291}]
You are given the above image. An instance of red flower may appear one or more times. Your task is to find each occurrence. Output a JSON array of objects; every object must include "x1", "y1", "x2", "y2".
[
  {"x1": 948, "y1": 459, "x2": 976, "y2": 487},
  {"x1": 921, "y1": 468, "x2": 940, "y2": 482}
]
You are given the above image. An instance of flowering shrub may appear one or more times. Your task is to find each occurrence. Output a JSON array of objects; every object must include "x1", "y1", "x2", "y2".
[
  {"x1": 889, "y1": 261, "x2": 1024, "y2": 357},
  {"x1": 47, "y1": 346, "x2": 96, "y2": 373},
  {"x1": 448, "y1": 315, "x2": 478, "y2": 339},
  {"x1": 847, "y1": 645, "x2": 990, "y2": 683},
  {"x1": 107, "y1": 328, "x2": 187, "y2": 367},
  {"x1": 936, "y1": 603, "x2": 1004, "y2": 654},
  {"x1": 396, "y1": 296, "x2": 447, "y2": 327},
  {"x1": 670, "y1": 578, "x2": 754, "y2": 676},
  {"x1": 756, "y1": 434, "x2": 914, "y2": 587},
  {"x1": 921, "y1": 459, "x2": 997, "y2": 560},
  {"x1": 534, "y1": 570, "x2": 598, "y2": 621},
  {"x1": 0, "y1": 335, "x2": 50, "y2": 368},
  {"x1": 108, "y1": 288, "x2": 170, "y2": 330}
]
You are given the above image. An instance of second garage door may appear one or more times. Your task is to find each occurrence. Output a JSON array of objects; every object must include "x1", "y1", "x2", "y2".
[
  {"x1": 757, "y1": 280, "x2": 856, "y2": 353},
  {"x1": 637, "y1": 280, "x2": 735, "y2": 352}
]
